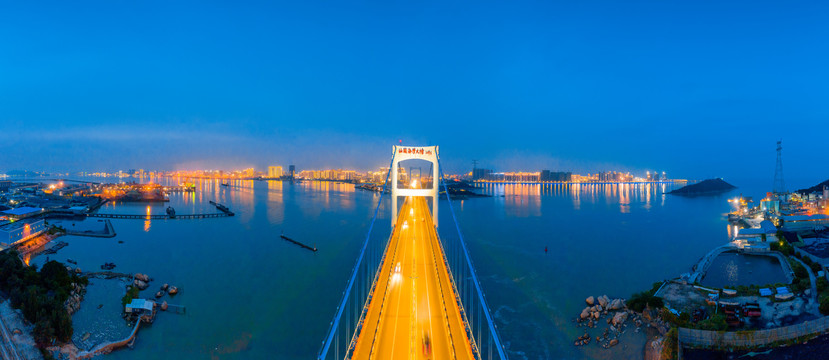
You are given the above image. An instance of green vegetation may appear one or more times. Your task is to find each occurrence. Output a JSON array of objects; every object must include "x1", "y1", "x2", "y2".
[
  {"x1": 789, "y1": 259, "x2": 808, "y2": 280},
  {"x1": 793, "y1": 278, "x2": 811, "y2": 293},
  {"x1": 122, "y1": 285, "x2": 140, "y2": 306},
  {"x1": 695, "y1": 313, "x2": 728, "y2": 331},
  {"x1": 770, "y1": 240, "x2": 794, "y2": 256},
  {"x1": 46, "y1": 225, "x2": 66, "y2": 235},
  {"x1": 818, "y1": 277, "x2": 829, "y2": 293},
  {"x1": 734, "y1": 284, "x2": 761, "y2": 296},
  {"x1": 0, "y1": 250, "x2": 86, "y2": 344},
  {"x1": 661, "y1": 327, "x2": 678, "y2": 360},
  {"x1": 627, "y1": 282, "x2": 664, "y2": 312},
  {"x1": 820, "y1": 297, "x2": 829, "y2": 316}
]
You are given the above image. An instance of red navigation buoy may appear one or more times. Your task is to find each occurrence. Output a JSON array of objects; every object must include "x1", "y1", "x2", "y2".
[{"x1": 544, "y1": 246, "x2": 548, "y2": 253}]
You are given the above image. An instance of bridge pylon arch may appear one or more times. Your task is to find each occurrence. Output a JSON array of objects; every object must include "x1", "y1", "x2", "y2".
[{"x1": 390, "y1": 145, "x2": 439, "y2": 228}]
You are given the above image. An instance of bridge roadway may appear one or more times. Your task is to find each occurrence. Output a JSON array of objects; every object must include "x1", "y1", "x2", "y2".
[{"x1": 351, "y1": 196, "x2": 474, "y2": 360}]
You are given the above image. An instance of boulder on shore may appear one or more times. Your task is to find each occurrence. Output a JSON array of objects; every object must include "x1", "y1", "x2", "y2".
[
  {"x1": 580, "y1": 307, "x2": 591, "y2": 320},
  {"x1": 612, "y1": 312, "x2": 629, "y2": 326},
  {"x1": 598, "y1": 295, "x2": 609, "y2": 308},
  {"x1": 168, "y1": 286, "x2": 179, "y2": 295},
  {"x1": 133, "y1": 279, "x2": 149, "y2": 290},
  {"x1": 134, "y1": 273, "x2": 150, "y2": 282},
  {"x1": 609, "y1": 298, "x2": 625, "y2": 310},
  {"x1": 161, "y1": 283, "x2": 169, "y2": 291},
  {"x1": 586, "y1": 296, "x2": 595, "y2": 306},
  {"x1": 161, "y1": 301, "x2": 168, "y2": 311}
]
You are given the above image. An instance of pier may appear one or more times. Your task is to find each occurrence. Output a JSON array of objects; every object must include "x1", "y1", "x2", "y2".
[
  {"x1": 77, "y1": 321, "x2": 142, "y2": 359},
  {"x1": 65, "y1": 219, "x2": 116, "y2": 238},
  {"x1": 163, "y1": 185, "x2": 195, "y2": 193},
  {"x1": 88, "y1": 212, "x2": 233, "y2": 220},
  {"x1": 280, "y1": 234, "x2": 317, "y2": 252}
]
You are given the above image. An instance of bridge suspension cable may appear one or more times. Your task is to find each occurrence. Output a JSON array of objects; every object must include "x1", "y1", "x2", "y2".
[
  {"x1": 438, "y1": 158, "x2": 508, "y2": 360},
  {"x1": 318, "y1": 151, "x2": 395, "y2": 360}
]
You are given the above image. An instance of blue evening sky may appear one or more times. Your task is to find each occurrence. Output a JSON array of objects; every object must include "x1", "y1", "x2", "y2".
[{"x1": 1, "y1": 1, "x2": 827, "y2": 186}]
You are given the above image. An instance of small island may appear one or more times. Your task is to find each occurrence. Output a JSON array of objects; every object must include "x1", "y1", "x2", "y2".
[{"x1": 668, "y1": 178, "x2": 736, "y2": 196}]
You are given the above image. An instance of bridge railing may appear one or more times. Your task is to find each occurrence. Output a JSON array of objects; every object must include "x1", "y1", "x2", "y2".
[
  {"x1": 439, "y1": 165, "x2": 509, "y2": 360},
  {"x1": 317, "y1": 158, "x2": 394, "y2": 360}
]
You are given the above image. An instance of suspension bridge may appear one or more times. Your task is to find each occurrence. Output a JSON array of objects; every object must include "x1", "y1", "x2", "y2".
[{"x1": 318, "y1": 146, "x2": 507, "y2": 360}]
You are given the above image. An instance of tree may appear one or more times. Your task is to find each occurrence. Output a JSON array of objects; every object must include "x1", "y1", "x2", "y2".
[
  {"x1": 821, "y1": 297, "x2": 829, "y2": 316},
  {"x1": 40, "y1": 261, "x2": 71, "y2": 292},
  {"x1": 792, "y1": 261, "x2": 808, "y2": 280},
  {"x1": 817, "y1": 277, "x2": 828, "y2": 293}
]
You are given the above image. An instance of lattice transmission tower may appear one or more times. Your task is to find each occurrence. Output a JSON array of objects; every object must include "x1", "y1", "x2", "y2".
[{"x1": 773, "y1": 140, "x2": 786, "y2": 194}]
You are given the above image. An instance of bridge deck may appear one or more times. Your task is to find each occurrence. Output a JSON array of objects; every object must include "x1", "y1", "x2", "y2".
[{"x1": 351, "y1": 196, "x2": 474, "y2": 360}]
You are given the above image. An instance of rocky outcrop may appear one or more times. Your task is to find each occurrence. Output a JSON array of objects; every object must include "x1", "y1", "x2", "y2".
[
  {"x1": 64, "y1": 282, "x2": 87, "y2": 315},
  {"x1": 168, "y1": 286, "x2": 179, "y2": 295},
  {"x1": 133, "y1": 279, "x2": 149, "y2": 290},
  {"x1": 573, "y1": 295, "x2": 638, "y2": 350},
  {"x1": 134, "y1": 273, "x2": 150, "y2": 282}
]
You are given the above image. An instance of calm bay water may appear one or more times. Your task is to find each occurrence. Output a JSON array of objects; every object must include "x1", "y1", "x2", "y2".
[{"x1": 30, "y1": 178, "x2": 772, "y2": 359}]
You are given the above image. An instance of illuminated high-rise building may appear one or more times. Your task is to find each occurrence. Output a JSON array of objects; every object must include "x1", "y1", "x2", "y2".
[{"x1": 268, "y1": 166, "x2": 284, "y2": 178}]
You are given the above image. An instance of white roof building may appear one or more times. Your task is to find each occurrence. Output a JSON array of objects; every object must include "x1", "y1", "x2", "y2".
[{"x1": 125, "y1": 299, "x2": 155, "y2": 313}]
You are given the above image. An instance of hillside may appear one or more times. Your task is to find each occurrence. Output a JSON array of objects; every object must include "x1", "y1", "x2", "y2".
[{"x1": 797, "y1": 179, "x2": 829, "y2": 194}]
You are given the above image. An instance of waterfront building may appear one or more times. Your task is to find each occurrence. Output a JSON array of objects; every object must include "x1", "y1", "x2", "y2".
[
  {"x1": 0, "y1": 180, "x2": 10, "y2": 192},
  {"x1": 0, "y1": 219, "x2": 46, "y2": 247},
  {"x1": 760, "y1": 195, "x2": 781, "y2": 214},
  {"x1": 268, "y1": 166, "x2": 284, "y2": 178},
  {"x1": 289, "y1": 165, "x2": 296, "y2": 179},
  {"x1": 125, "y1": 298, "x2": 155, "y2": 313},
  {"x1": 1, "y1": 206, "x2": 44, "y2": 220},
  {"x1": 472, "y1": 168, "x2": 492, "y2": 180},
  {"x1": 735, "y1": 220, "x2": 777, "y2": 240},
  {"x1": 487, "y1": 172, "x2": 540, "y2": 182},
  {"x1": 779, "y1": 214, "x2": 829, "y2": 232},
  {"x1": 539, "y1": 170, "x2": 572, "y2": 182}
]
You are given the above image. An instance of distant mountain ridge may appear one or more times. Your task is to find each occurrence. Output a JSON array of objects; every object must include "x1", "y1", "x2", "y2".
[
  {"x1": 797, "y1": 179, "x2": 829, "y2": 194},
  {"x1": 668, "y1": 178, "x2": 736, "y2": 196}
]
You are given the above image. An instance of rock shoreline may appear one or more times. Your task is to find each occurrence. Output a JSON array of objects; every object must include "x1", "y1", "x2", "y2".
[{"x1": 573, "y1": 294, "x2": 667, "y2": 350}]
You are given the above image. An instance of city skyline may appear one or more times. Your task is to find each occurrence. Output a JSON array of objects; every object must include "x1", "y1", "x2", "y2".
[{"x1": 2, "y1": 1, "x2": 828, "y2": 184}]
